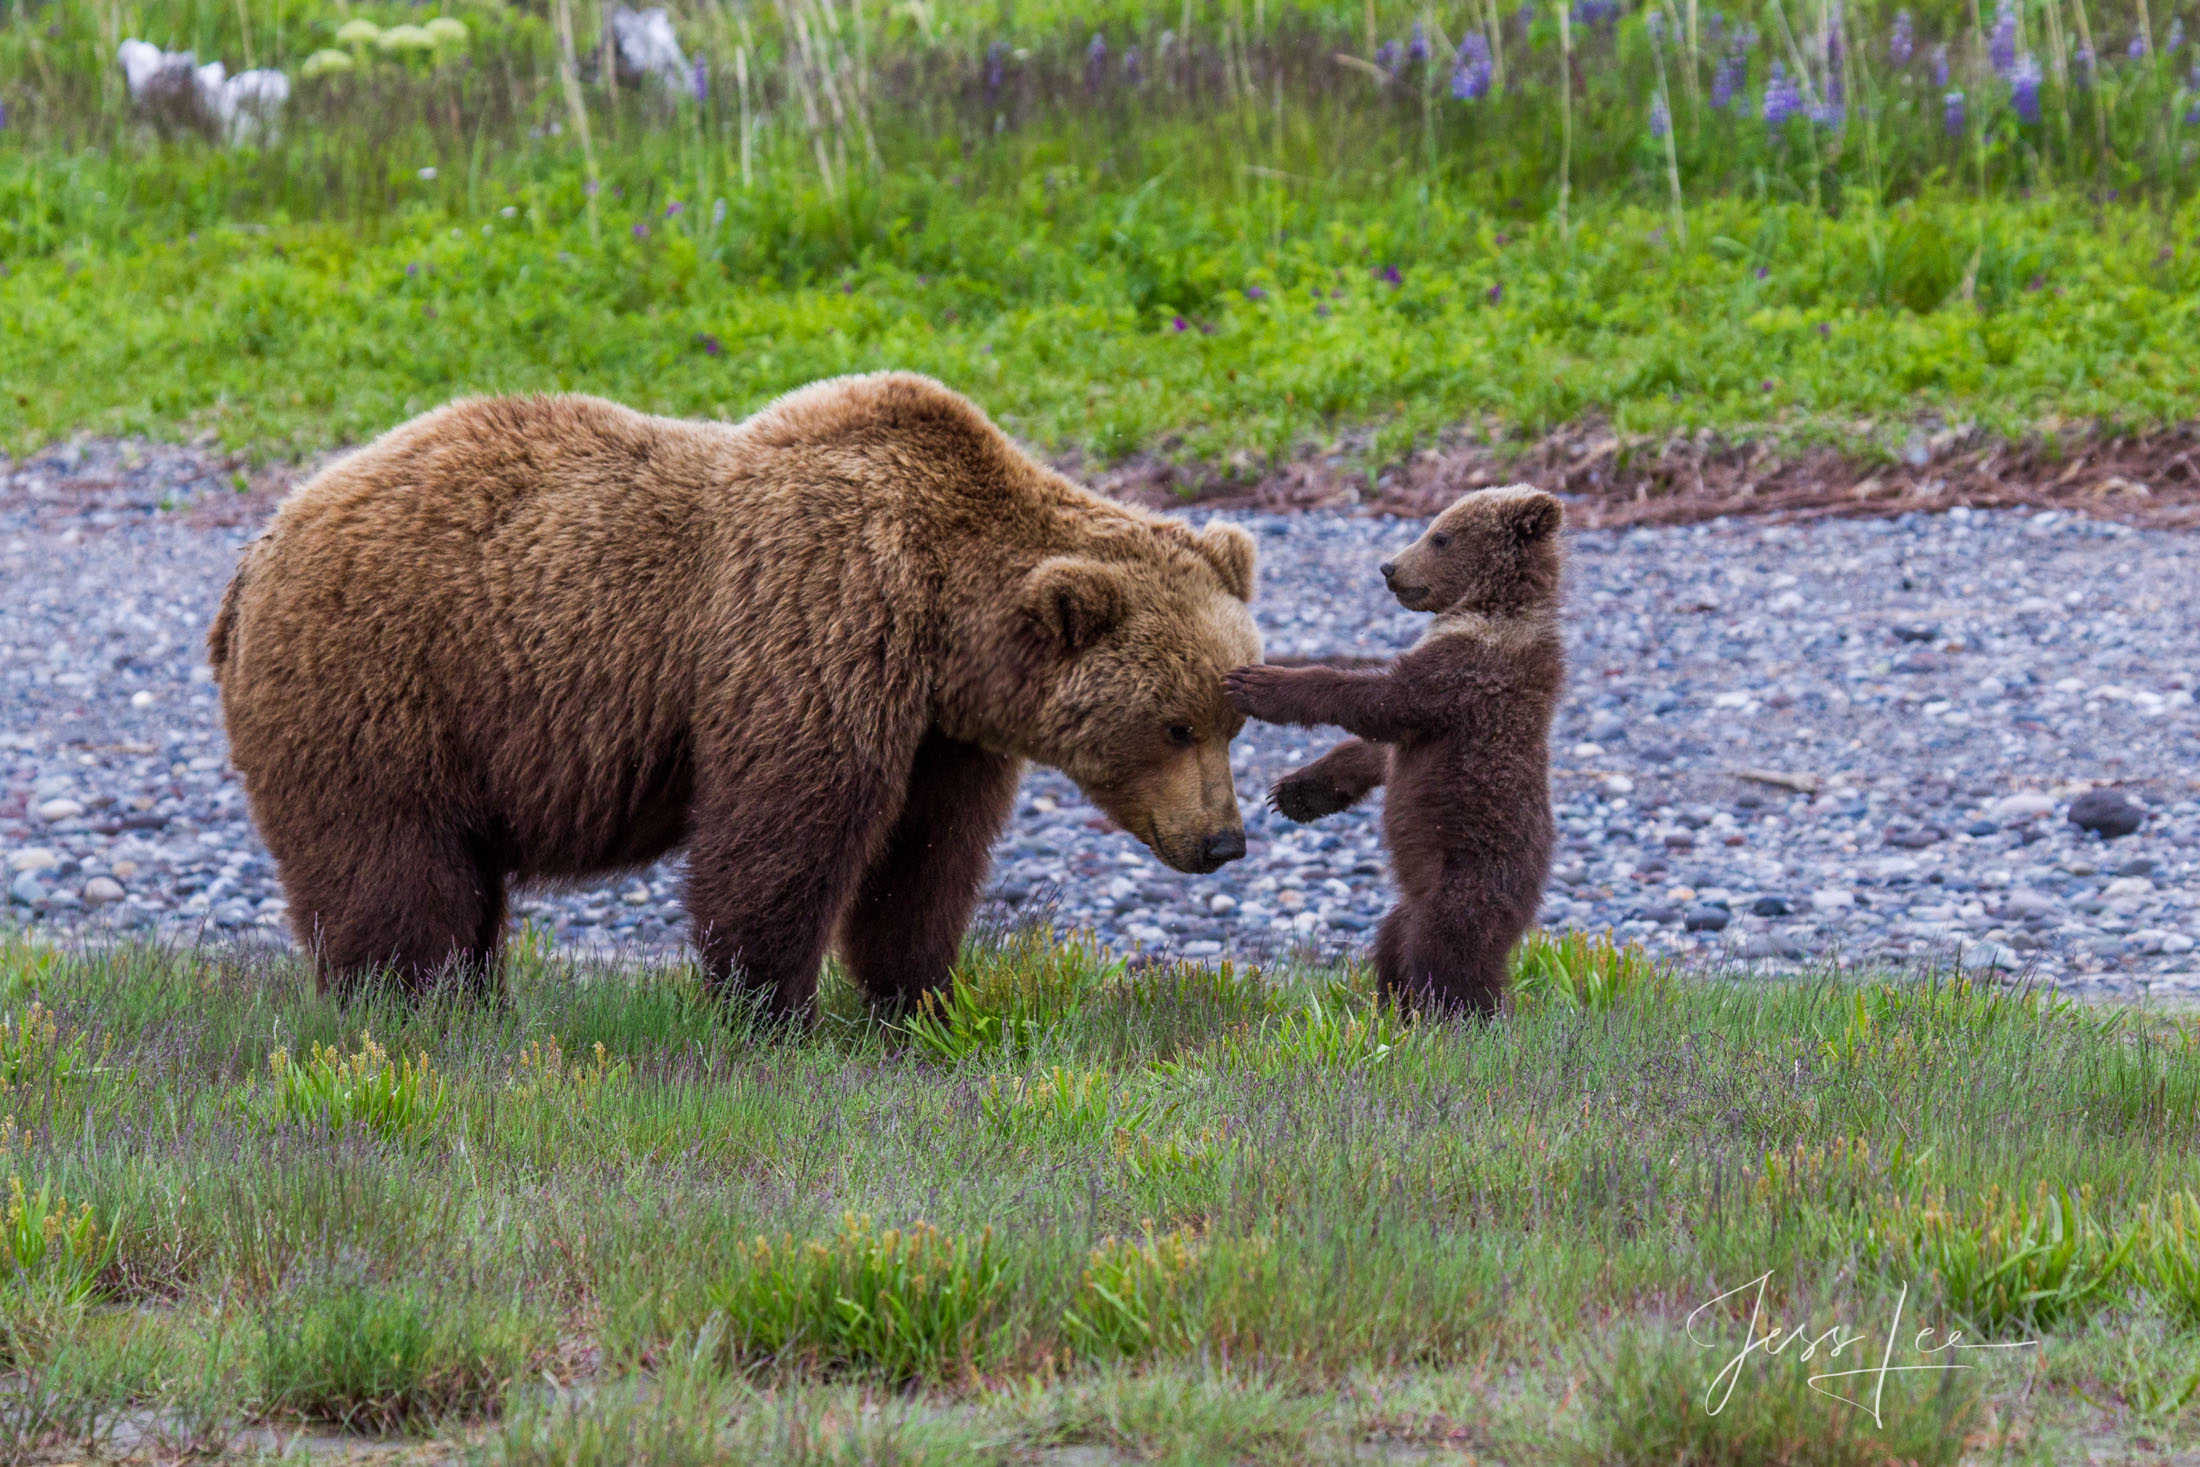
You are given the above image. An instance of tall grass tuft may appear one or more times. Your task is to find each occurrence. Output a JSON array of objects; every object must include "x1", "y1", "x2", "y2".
[
  {"x1": 706, "y1": 1212, "x2": 1006, "y2": 1382},
  {"x1": 260, "y1": 1030, "x2": 451, "y2": 1141},
  {"x1": 255, "y1": 1277, "x2": 544, "y2": 1430},
  {"x1": 1511, "y1": 928, "x2": 1668, "y2": 1010}
]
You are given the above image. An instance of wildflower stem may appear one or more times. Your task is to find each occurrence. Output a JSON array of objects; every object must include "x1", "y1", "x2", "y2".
[{"x1": 551, "y1": 0, "x2": 600, "y2": 243}]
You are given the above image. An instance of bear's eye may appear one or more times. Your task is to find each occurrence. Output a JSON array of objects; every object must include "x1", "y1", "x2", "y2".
[
  {"x1": 1165, "y1": 724, "x2": 1198, "y2": 748},
  {"x1": 1430, "y1": 532, "x2": 1452, "y2": 549}
]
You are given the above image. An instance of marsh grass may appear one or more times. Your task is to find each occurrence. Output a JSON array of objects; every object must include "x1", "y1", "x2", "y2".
[{"x1": 0, "y1": 925, "x2": 2193, "y2": 1460}]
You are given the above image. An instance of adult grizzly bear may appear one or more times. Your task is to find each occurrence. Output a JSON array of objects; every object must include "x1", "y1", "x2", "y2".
[
  {"x1": 210, "y1": 374, "x2": 1259, "y2": 1016},
  {"x1": 1225, "y1": 486, "x2": 1564, "y2": 1016}
]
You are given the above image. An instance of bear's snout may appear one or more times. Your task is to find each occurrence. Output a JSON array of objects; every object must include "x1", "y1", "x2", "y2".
[{"x1": 1198, "y1": 830, "x2": 1247, "y2": 868}]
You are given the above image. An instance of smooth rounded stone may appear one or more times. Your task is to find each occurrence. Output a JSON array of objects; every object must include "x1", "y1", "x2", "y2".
[
  {"x1": 1964, "y1": 820, "x2": 2000, "y2": 837},
  {"x1": 7, "y1": 847, "x2": 61, "y2": 874},
  {"x1": 2119, "y1": 857, "x2": 2156, "y2": 876},
  {"x1": 8, "y1": 872, "x2": 45, "y2": 905},
  {"x1": 81, "y1": 876, "x2": 126, "y2": 905},
  {"x1": 1750, "y1": 894, "x2": 1792, "y2": 917},
  {"x1": 1683, "y1": 902, "x2": 1732, "y2": 932},
  {"x1": 35, "y1": 798, "x2": 85, "y2": 822},
  {"x1": 1810, "y1": 889, "x2": 1856, "y2": 912},
  {"x1": 2068, "y1": 789, "x2": 2146, "y2": 839},
  {"x1": 1954, "y1": 940, "x2": 2023, "y2": 972}
]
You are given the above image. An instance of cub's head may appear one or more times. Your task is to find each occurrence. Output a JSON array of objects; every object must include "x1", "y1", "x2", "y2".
[
  {"x1": 1379, "y1": 485, "x2": 1564, "y2": 616},
  {"x1": 1008, "y1": 521, "x2": 1259, "y2": 874}
]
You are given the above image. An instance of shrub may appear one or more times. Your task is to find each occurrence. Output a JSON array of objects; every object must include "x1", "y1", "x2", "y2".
[
  {"x1": 1510, "y1": 930, "x2": 1666, "y2": 1011},
  {"x1": 706, "y1": 1213, "x2": 1005, "y2": 1382},
  {"x1": 1902, "y1": 1182, "x2": 2137, "y2": 1337},
  {"x1": 1063, "y1": 1225, "x2": 1203, "y2": 1360},
  {"x1": 3, "y1": 1173, "x2": 115, "y2": 1310},
  {"x1": 261, "y1": 1031, "x2": 450, "y2": 1141}
]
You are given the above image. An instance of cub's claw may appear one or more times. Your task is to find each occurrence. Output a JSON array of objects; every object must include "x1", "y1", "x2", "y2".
[
  {"x1": 1224, "y1": 664, "x2": 1291, "y2": 719},
  {"x1": 1271, "y1": 775, "x2": 1352, "y2": 824}
]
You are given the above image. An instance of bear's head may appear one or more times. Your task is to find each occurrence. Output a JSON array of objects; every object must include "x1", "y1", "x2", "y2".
[
  {"x1": 1379, "y1": 485, "x2": 1563, "y2": 617},
  {"x1": 1005, "y1": 522, "x2": 1260, "y2": 874}
]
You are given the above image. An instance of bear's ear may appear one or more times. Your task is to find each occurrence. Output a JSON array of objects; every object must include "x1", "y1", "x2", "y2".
[
  {"x1": 1195, "y1": 522, "x2": 1257, "y2": 602},
  {"x1": 1502, "y1": 489, "x2": 1564, "y2": 542},
  {"x1": 1020, "y1": 557, "x2": 1131, "y2": 653}
]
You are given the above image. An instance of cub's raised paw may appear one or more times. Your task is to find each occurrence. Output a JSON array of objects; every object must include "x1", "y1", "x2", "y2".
[
  {"x1": 1270, "y1": 774, "x2": 1352, "y2": 824},
  {"x1": 1223, "y1": 664, "x2": 1292, "y2": 720}
]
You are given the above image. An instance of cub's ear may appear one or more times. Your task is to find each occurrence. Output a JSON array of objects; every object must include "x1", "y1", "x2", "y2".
[
  {"x1": 1196, "y1": 522, "x2": 1257, "y2": 602},
  {"x1": 1020, "y1": 557, "x2": 1132, "y2": 653},
  {"x1": 1503, "y1": 489, "x2": 1564, "y2": 542}
]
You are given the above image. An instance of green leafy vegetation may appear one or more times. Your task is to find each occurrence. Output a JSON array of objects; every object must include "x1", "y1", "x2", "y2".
[
  {"x1": 0, "y1": 926, "x2": 2193, "y2": 1458},
  {"x1": 1, "y1": 1, "x2": 2196, "y2": 468}
]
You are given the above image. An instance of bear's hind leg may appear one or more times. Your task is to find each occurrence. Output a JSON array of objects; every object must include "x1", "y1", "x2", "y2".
[
  {"x1": 838, "y1": 732, "x2": 1022, "y2": 1016},
  {"x1": 278, "y1": 822, "x2": 505, "y2": 1000},
  {"x1": 1374, "y1": 901, "x2": 1509, "y2": 1018}
]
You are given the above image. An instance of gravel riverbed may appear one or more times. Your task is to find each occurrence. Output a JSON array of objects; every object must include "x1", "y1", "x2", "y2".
[{"x1": 4, "y1": 439, "x2": 2197, "y2": 996}]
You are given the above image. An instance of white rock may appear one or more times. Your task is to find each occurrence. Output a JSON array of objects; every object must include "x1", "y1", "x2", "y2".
[
  {"x1": 130, "y1": 690, "x2": 156, "y2": 708},
  {"x1": 1811, "y1": 888, "x2": 1855, "y2": 912},
  {"x1": 1955, "y1": 940, "x2": 2021, "y2": 972},
  {"x1": 7, "y1": 848, "x2": 60, "y2": 874},
  {"x1": 2165, "y1": 934, "x2": 2196, "y2": 955},
  {"x1": 621, "y1": 885, "x2": 651, "y2": 906},
  {"x1": 36, "y1": 798, "x2": 85, "y2": 822},
  {"x1": 2102, "y1": 876, "x2": 2155, "y2": 899},
  {"x1": 1991, "y1": 792, "x2": 2055, "y2": 820},
  {"x1": 1602, "y1": 774, "x2": 1636, "y2": 796},
  {"x1": 1208, "y1": 893, "x2": 1237, "y2": 914},
  {"x1": 81, "y1": 876, "x2": 126, "y2": 905}
]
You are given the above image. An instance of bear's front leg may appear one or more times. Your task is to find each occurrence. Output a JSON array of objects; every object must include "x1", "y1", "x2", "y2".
[
  {"x1": 1225, "y1": 664, "x2": 1422, "y2": 742},
  {"x1": 1270, "y1": 738, "x2": 1388, "y2": 822},
  {"x1": 837, "y1": 732, "x2": 1023, "y2": 1016},
  {"x1": 684, "y1": 759, "x2": 903, "y2": 1024}
]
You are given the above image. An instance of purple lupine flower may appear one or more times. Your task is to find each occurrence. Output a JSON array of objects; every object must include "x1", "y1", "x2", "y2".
[
  {"x1": 1762, "y1": 61, "x2": 1804, "y2": 124},
  {"x1": 711, "y1": 197, "x2": 727, "y2": 229},
  {"x1": 1710, "y1": 46, "x2": 1747, "y2": 108},
  {"x1": 1085, "y1": 33, "x2": 1107, "y2": 92},
  {"x1": 695, "y1": 332, "x2": 722, "y2": 357},
  {"x1": 1650, "y1": 94, "x2": 1672, "y2": 135},
  {"x1": 1812, "y1": 96, "x2": 1845, "y2": 127},
  {"x1": 2073, "y1": 44, "x2": 2095, "y2": 84},
  {"x1": 1375, "y1": 39, "x2": 1402, "y2": 74},
  {"x1": 2166, "y1": 19, "x2": 2184, "y2": 51},
  {"x1": 1944, "y1": 88, "x2": 1966, "y2": 135},
  {"x1": 984, "y1": 41, "x2": 1007, "y2": 105},
  {"x1": 1408, "y1": 21, "x2": 1430, "y2": 63},
  {"x1": 690, "y1": 56, "x2": 708, "y2": 103},
  {"x1": 1573, "y1": 0, "x2": 1622, "y2": 26},
  {"x1": 1889, "y1": 10, "x2": 1914, "y2": 66},
  {"x1": 1516, "y1": 3, "x2": 1535, "y2": 30},
  {"x1": 1378, "y1": 264, "x2": 1403, "y2": 286},
  {"x1": 2011, "y1": 54, "x2": 2042, "y2": 122},
  {"x1": 1244, "y1": 285, "x2": 1267, "y2": 301},
  {"x1": 633, "y1": 221, "x2": 651, "y2": 239},
  {"x1": 1171, "y1": 315, "x2": 1188, "y2": 332},
  {"x1": 1706, "y1": 11, "x2": 1727, "y2": 41},
  {"x1": 1932, "y1": 45, "x2": 1950, "y2": 85},
  {"x1": 1452, "y1": 33, "x2": 1493, "y2": 99},
  {"x1": 1990, "y1": 0, "x2": 2019, "y2": 76},
  {"x1": 665, "y1": 199, "x2": 685, "y2": 217},
  {"x1": 1488, "y1": 282, "x2": 1503, "y2": 303},
  {"x1": 1124, "y1": 46, "x2": 1142, "y2": 84},
  {"x1": 2129, "y1": 33, "x2": 2147, "y2": 60}
]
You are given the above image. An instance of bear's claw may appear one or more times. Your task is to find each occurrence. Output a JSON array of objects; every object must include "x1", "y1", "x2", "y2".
[{"x1": 1271, "y1": 775, "x2": 1352, "y2": 823}]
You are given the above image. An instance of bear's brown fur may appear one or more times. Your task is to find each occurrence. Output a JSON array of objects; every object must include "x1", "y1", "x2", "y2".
[
  {"x1": 211, "y1": 374, "x2": 1260, "y2": 1014},
  {"x1": 1224, "y1": 486, "x2": 1564, "y2": 1015}
]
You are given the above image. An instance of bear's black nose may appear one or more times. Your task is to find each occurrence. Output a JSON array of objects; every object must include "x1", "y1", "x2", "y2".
[
  {"x1": 1379, "y1": 561, "x2": 1397, "y2": 581},
  {"x1": 1200, "y1": 831, "x2": 1247, "y2": 866}
]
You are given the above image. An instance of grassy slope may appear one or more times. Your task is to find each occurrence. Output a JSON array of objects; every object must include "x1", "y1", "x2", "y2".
[
  {"x1": 4, "y1": 166, "x2": 2198, "y2": 467},
  {"x1": 4, "y1": 928, "x2": 2199, "y2": 1462}
]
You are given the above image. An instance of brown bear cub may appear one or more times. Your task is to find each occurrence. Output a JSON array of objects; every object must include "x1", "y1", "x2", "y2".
[
  {"x1": 211, "y1": 374, "x2": 1260, "y2": 1018},
  {"x1": 1224, "y1": 486, "x2": 1565, "y2": 1016}
]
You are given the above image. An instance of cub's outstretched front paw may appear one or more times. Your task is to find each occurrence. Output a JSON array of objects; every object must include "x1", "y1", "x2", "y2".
[
  {"x1": 1270, "y1": 774, "x2": 1353, "y2": 823},
  {"x1": 1223, "y1": 664, "x2": 1294, "y2": 721}
]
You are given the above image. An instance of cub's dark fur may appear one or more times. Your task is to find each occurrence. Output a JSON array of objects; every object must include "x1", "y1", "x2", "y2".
[{"x1": 1225, "y1": 486, "x2": 1564, "y2": 1014}]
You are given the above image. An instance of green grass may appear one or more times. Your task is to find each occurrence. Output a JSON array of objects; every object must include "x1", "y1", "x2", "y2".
[
  {"x1": 3, "y1": 0, "x2": 2199, "y2": 469},
  {"x1": 1, "y1": 924, "x2": 2198, "y2": 1462}
]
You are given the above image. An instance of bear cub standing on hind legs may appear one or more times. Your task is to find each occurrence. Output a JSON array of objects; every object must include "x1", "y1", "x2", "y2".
[{"x1": 1223, "y1": 485, "x2": 1565, "y2": 1016}]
